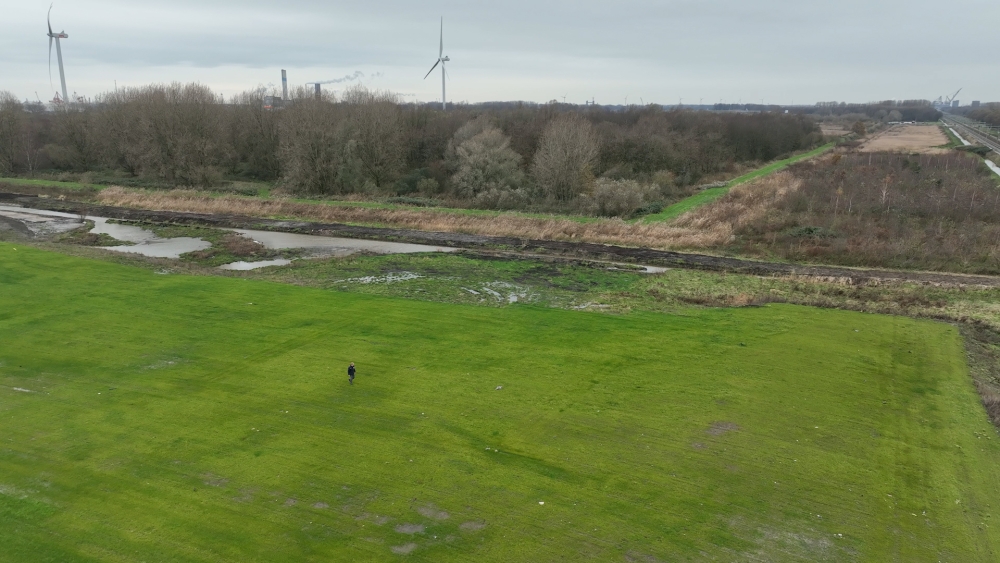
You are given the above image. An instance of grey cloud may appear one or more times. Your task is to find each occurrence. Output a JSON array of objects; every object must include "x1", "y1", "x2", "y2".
[{"x1": 1, "y1": 0, "x2": 998, "y2": 104}]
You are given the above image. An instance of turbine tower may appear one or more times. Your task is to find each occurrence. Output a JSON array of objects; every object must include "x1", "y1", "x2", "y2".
[
  {"x1": 47, "y1": 4, "x2": 69, "y2": 105},
  {"x1": 423, "y1": 17, "x2": 450, "y2": 110}
]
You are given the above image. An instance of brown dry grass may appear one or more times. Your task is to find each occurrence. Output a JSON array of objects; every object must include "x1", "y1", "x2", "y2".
[
  {"x1": 669, "y1": 172, "x2": 802, "y2": 248},
  {"x1": 977, "y1": 382, "x2": 1000, "y2": 427},
  {"x1": 859, "y1": 124, "x2": 949, "y2": 153},
  {"x1": 95, "y1": 186, "x2": 721, "y2": 249}
]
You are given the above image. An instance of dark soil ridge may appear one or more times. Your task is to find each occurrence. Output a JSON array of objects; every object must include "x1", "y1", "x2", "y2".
[{"x1": 4, "y1": 192, "x2": 1000, "y2": 288}]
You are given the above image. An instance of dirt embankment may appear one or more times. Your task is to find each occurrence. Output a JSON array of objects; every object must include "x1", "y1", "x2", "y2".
[{"x1": 5, "y1": 191, "x2": 1000, "y2": 288}]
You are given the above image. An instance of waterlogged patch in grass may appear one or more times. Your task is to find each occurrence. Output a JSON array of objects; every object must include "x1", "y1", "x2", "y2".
[
  {"x1": 3, "y1": 243, "x2": 1000, "y2": 561},
  {"x1": 55, "y1": 221, "x2": 134, "y2": 247},
  {"x1": 251, "y1": 253, "x2": 641, "y2": 308},
  {"x1": 123, "y1": 221, "x2": 296, "y2": 267}
]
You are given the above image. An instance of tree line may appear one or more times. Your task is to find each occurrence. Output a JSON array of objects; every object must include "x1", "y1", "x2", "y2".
[
  {"x1": 0, "y1": 83, "x2": 823, "y2": 216},
  {"x1": 959, "y1": 103, "x2": 1000, "y2": 127},
  {"x1": 801, "y1": 100, "x2": 942, "y2": 123}
]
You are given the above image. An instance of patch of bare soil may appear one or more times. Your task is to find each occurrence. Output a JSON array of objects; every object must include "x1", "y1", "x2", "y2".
[
  {"x1": 416, "y1": 504, "x2": 449, "y2": 520},
  {"x1": 707, "y1": 421, "x2": 741, "y2": 436},
  {"x1": 201, "y1": 473, "x2": 229, "y2": 487},
  {"x1": 394, "y1": 523, "x2": 425, "y2": 534},
  {"x1": 391, "y1": 543, "x2": 418, "y2": 555},
  {"x1": 859, "y1": 124, "x2": 949, "y2": 153}
]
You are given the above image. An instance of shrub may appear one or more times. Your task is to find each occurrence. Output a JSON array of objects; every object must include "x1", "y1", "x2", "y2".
[
  {"x1": 581, "y1": 178, "x2": 658, "y2": 217},
  {"x1": 451, "y1": 127, "x2": 525, "y2": 198},
  {"x1": 386, "y1": 196, "x2": 441, "y2": 207}
]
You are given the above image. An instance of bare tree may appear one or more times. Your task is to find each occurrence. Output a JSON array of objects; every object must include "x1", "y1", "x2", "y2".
[
  {"x1": 279, "y1": 94, "x2": 360, "y2": 194},
  {"x1": 342, "y1": 86, "x2": 404, "y2": 188},
  {"x1": 229, "y1": 87, "x2": 282, "y2": 180},
  {"x1": 531, "y1": 114, "x2": 599, "y2": 201},
  {"x1": 0, "y1": 91, "x2": 24, "y2": 174},
  {"x1": 582, "y1": 178, "x2": 657, "y2": 217}
]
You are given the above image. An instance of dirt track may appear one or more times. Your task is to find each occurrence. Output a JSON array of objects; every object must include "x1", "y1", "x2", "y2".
[{"x1": 4, "y1": 192, "x2": 1000, "y2": 288}]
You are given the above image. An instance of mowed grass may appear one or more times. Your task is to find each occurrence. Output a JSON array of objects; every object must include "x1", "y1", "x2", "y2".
[{"x1": 2, "y1": 245, "x2": 1000, "y2": 562}]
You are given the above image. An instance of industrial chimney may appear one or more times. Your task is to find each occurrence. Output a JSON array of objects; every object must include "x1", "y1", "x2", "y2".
[
  {"x1": 314, "y1": 83, "x2": 321, "y2": 99},
  {"x1": 281, "y1": 69, "x2": 288, "y2": 100}
]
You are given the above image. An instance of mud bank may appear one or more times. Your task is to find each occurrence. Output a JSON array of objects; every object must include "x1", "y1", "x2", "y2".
[{"x1": 4, "y1": 192, "x2": 999, "y2": 287}]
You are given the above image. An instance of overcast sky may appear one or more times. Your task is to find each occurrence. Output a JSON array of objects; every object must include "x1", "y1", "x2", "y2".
[{"x1": 1, "y1": 0, "x2": 997, "y2": 106}]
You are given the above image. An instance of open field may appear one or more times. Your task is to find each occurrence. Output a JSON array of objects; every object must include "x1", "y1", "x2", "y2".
[
  {"x1": 3, "y1": 244, "x2": 1000, "y2": 561},
  {"x1": 819, "y1": 124, "x2": 851, "y2": 137},
  {"x1": 859, "y1": 125, "x2": 949, "y2": 154}
]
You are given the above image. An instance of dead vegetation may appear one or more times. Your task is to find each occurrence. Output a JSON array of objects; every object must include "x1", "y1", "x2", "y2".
[
  {"x1": 674, "y1": 152, "x2": 1000, "y2": 274},
  {"x1": 94, "y1": 186, "x2": 716, "y2": 249}
]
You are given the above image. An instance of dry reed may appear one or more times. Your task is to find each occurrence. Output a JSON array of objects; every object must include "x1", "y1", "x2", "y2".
[
  {"x1": 671, "y1": 172, "x2": 802, "y2": 247},
  {"x1": 95, "y1": 186, "x2": 722, "y2": 249}
]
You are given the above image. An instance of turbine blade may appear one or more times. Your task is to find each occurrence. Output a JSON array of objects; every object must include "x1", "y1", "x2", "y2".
[
  {"x1": 439, "y1": 17, "x2": 443, "y2": 58},
  {"x1": 423, "y1": 60, "x2": 440, "y2": 80},
  {"x1": 445, "y1": 65, "x2": 450, "y2": 81},
  {"x1": 49, "y1": 37, "x2": 53, "y2": 88},
  {"x1": 48, "y1": 3, "x2": 53, "y2": 35}
]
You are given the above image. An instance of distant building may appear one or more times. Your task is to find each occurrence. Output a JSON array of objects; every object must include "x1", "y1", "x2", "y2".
[
  {"x1": 952, "y1": 100, "x2": 960, "y2": 108},
  {"x1": 972, "y1": 101, "x2": 981, "y2": 108}
]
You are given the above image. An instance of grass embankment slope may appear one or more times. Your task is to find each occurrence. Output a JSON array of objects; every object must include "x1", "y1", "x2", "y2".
[
  {"x1": 645, "y1": 143, "x2": 834, "y2": 223},
  {"x1": 2, "y1": 244, "x2": 1000, "y2": 561}
]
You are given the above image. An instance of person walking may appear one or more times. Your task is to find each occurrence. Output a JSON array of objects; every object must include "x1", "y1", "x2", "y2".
[{"x1": 348, "y1": 362, "x2": 356, "y2": 385}]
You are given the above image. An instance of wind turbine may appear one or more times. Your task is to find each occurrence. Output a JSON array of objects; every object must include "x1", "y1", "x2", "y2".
[
  {"x1": 47, "y1": 4, "x2": 69, "y2": 105},
  {"x1": 423, "y1": 17, "x2": 450, "y2": 110}
]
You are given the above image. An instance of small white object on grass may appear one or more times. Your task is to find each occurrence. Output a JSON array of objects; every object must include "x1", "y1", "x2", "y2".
[
  {"x1": 539, "y1": 501, "x2": 544, "y2": 505},
  {"x1": 495, "y1": 386, "x2": 502, "y2": 390}
]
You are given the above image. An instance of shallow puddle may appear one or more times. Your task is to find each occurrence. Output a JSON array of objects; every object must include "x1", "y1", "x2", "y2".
[
  {"x1": 233, "y1": 228, "x2": 457, "y2": 256},
  {"x1": 218, "y1": 259, "x2": 293, "y2": 271},
  {"x1": 2, "y1": 205, "x2": 669, "y2": 271}
]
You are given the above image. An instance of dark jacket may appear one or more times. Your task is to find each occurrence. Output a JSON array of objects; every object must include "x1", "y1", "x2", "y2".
[{"x1": 348, "y1": 365, "x2": 356, "y2": 377}]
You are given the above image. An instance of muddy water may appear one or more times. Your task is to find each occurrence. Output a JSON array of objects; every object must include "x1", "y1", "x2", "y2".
[
  {"x1": 0, "y1": 206, "x2": 455, "y2": 264},
  {"x1": 232, "y1": 229, "x2": 457, "y2": 256},
  {"x1": 1, "y1": 205, "x2": 668, "y2": 273},
  {"x1": 88, "y1": 217, "x2": 211, "y2": 258},
  {"x1": 0, "y1": 205, "x2": 211, "y2": 258},
  {"x1": 218, "y1": 259, "x2": 293, "y2": 271}
]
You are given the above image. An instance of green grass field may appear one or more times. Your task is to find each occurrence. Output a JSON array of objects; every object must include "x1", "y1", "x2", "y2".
[
  {"x1": 643, "y1": 143, "x2": 835, "y2": 223},
  {"x1": 0, "y1": 177, "x2": 102, "y2": 191},
  {"x1": 2, "y1": 243, "x2": 1000, "y2": 562}
]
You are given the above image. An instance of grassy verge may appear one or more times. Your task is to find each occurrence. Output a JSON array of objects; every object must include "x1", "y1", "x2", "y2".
[
  {"x1": 643, "y1": 143, "x2": 835, "y2": 223},
  {"x1": 939, "y1": 123, "x2": 965, "y2": 148},
  {"x1": 0, "y1": 177, "x2": 102, "y2": 192},
  {"x1": 3, "y1": 243, "x2": 1000, "y2": 561}
]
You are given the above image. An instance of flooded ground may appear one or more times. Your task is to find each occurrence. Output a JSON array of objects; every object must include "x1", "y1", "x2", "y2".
[
  {"x1": 233, "y1": 229, "x2": 457, "y2": 257},
  {"x1": 0, "y1": 205, "x2": 455, "y2": 266},
  {"x1": 1, "y1": 205, "x2": 669, "y2": 273},
  {"x1": 0, "y1": 205, "x2": 211, "y2": 258},
  {"x1": 218, "y1": 259, "x2": 293, "y2": 271}
]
